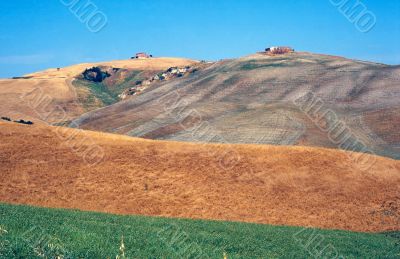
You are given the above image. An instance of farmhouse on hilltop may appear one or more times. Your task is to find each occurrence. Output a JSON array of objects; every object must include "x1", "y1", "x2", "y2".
[
  {"x1": 132, "y1": 52, "x2": 153, "y2": 59},
  {"x1": 265, "y1": 46, "x2": 294, "y2": 55}
]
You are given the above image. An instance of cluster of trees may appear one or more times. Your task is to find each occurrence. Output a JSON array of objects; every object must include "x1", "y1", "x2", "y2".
[
  {"x1": 1, "y1": 117, "x2": 33, "y2": 125},
  {"x1": 82, "y1": 67, "x2": 111, "y2": 83}
]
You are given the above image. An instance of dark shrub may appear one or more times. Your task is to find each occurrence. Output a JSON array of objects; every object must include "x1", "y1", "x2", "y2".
[
  {"x1": 82, "y1": 67, "x2": 111, "y2": 83},
  {"x1": 15, "y1": 119, "x2": 33, "y2": 125}
]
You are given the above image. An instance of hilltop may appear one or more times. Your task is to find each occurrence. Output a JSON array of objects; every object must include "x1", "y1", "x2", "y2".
[
  {"x1": 0, "y1": 57, "x2": 198, "y2": 124},
  {"x1": 71, "y1": 52, "x2": 400, "y2": 160},
  {"x1": 1, "y1": 51, "x2": 398, "y2": 159}
]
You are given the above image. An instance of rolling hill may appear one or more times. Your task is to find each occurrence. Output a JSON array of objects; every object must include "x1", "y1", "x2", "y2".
[
  {"x1": 0, "y1": 57, "x2": 198, "y2": 125},
  {"x1": 71, "y1": 52, "x2": 400, "y2": 160},
  {"x1": 1, "y1": 121, "x2": 399, "y2": 233}
]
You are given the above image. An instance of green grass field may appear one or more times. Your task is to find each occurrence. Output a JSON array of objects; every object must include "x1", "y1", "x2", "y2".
[{"x1": 0, "y1": 203, "x2": 398, "y2": 258}]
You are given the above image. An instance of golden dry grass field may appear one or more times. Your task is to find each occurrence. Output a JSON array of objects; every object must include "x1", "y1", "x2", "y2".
[{"x1": 1, "y1": 121, "x2": 399, "y2": 233}]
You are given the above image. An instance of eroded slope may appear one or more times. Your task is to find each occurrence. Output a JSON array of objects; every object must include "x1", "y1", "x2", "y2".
[
  {"x1": 72, "y1": 52, "x2": 400, "y2": 159},
  {"x1": 0, "y1": 58, "x2": 198, "y2": 124}
]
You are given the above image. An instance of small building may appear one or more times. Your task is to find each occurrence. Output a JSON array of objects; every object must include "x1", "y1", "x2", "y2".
[
  {"x1": 134, "y1": 52, "x2": 152, "y2": 59},
  {"x1": 142, "y1": 80, "x2": 152, "y2": 86},
  {"x1": 265, "y1": 46, "x2": 294, "y2": 55},
  {"x1": 178, "y1": 67, "x2": 188, "y2": 73}
]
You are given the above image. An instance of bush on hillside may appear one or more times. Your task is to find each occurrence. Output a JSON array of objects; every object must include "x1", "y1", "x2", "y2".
[
  {"x1": 14, "y1": 119, "x2": 33, "y2": 125},
  {"x1": 82, "y1": 67, "x2": 111, "y2": 83}
]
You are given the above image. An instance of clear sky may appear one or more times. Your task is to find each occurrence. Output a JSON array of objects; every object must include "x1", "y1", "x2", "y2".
[{"x1": 0, "y1": 0, "x2": 399, "y2": 78}]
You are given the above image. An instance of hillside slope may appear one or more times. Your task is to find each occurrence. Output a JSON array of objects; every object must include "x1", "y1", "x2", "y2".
[
  {"x1": 0, "y1": 58, "x2": 197, "y2": 124},
  {"x1": 0, "y1": 121, "x2": 399, "y2": 232},
  {"x1": 72, "y1": 52, "x2": 400, "y2": 159}
]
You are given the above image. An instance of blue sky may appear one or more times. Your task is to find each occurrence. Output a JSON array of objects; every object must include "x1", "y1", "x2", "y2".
[{"x1": 0, "y1": 0, "x2": 399, "y2": 78}]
